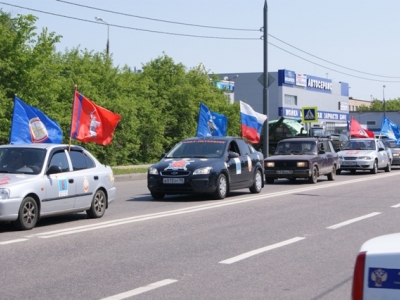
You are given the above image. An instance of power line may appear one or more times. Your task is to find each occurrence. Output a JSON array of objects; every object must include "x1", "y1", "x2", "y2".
[
  {"x1": 56, "y1": 0, "x2": 259, "y2": 32},
  {"x1": 0, "y1": 2, "x2": 259, "y2": 40},
  {"x1": 269, "y1": 34, "x2": 400, "y2": 79},
  {"x1": 269, "y1": 42, "x2": 400, "y2": 83}
]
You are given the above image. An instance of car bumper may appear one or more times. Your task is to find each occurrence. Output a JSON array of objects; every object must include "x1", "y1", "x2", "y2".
[
  {"x1": 0, "y1": 197, "x2": 23, "y2": 222},
  {"x1": 147, "y1": 174, "x2": 218, "y2": 195},
  {"x1": 264, "y1": 169, "x2": 311, "y2": 179},
  {"x1": 339, "y1": 159, "x2": 375, "y2": 170},
  {"x1": 392, "y1": 156, "x2": 400, "y2": 165},
  {"x1": 107, "y1": 186, "x2": 117, "y2": 204}
]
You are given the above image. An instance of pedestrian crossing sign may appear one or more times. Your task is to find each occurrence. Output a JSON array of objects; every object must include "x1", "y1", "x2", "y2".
[{"x1": 302, "y1": 107, "x2": 318, "y2": 123}]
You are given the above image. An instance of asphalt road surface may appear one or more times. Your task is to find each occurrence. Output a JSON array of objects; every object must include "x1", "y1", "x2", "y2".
[{"x1": 1, "y1": 168, "x2": 399, "y2": 299}]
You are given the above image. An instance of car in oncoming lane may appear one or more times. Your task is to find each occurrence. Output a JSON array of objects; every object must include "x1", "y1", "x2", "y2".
[
  {"x1": 264, "y1": 137, "x2": 339, "y2": 184},
  {"x1": 352, "y1": 232, "x2": 400, "y2": 299},
  {"x1": 147, "y1": 136, "x2": 264, "y2": 200},
  {"x1": 0, "y1": 144, "x2": 116, "y2": 230},
  {"x1": 336, "y1": 138, "x2": 391, "y2": 174},
  {"x1": 382, "y1": 139, "x2": 400, "y2": 166}
]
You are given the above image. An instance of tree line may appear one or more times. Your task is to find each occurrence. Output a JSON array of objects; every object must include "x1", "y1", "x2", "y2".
[{"x1": 0, "y1": 11, "x2": 242, "y2": 166}]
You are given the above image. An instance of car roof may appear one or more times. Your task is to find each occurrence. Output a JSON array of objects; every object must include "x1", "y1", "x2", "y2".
[
  {"x1": 0, "y1": 143, "x2": 85, "y2": 151},
  {"x1": 279, "y1": 137, "x2": 324, "y2": 142},
  {"x1": 182, "y1": 136, "x2": 241, "y2": 142}
]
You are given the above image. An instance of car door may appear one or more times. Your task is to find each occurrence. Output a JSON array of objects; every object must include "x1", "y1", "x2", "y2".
[
  {"x1": 323, "y1": 140, "x2": 335, "y2": 173},
  {"x1": 226, "y1": 141, "x2": 245, "y2": 187},
  {"x1": 67, "y1": 149, "x2": 98, "y2": 209},
  {"x1": 42, "y1": 149, "x2": 76, "y2": 213},
  {"x1": 318, "y1": 141, "x2": 329, "y2": 174},
  {"x1": 377, "y1": 140, "x2": 388, "y2": 168},
  {"x1": 236, "y1": 139, "x2": 254, "y2": 183}
]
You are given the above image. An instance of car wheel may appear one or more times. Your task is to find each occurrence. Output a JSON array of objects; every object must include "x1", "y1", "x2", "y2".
[
  {"x1": 86, "y1": 190, "x2": 106, "y2": 218},
  {"x1": 15, "y1": 196, "x2": 38, "y2": 230},
  {"x1": 250, "y1": 169, "x2": 262, "y2": 193},
  {"x1": 308, "y1": 167, "x2": 318, "y2": 184},
  {"x1": 327, "y1": 165, "x2": 336, "y2": 181},
  {"x1": 266, "y1": 177, "x2": 274, "y2": 184},
  {"x1": 370, "y1": 161, "x2": 378, "y2": 174},
  {"x1": 385, "y1": 160, "x2": 391, "y2": 172},
  {"x1": 151, "y1": 192, "x2": 165, "y2": 200},
  {"x1": 213, "y1": 173, "x2": 228, "y2": 199},
  {"x1": 336, "y1": 169, "x2": 341, "y2": 175}
]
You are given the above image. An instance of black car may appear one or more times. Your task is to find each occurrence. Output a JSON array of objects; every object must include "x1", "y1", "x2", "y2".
[
  {"x1": 147, "y1": 137, "x2": 264, "y2": 200},
  {"x1": 264, "y1": 137, "x2": 339, "y2": 184}
]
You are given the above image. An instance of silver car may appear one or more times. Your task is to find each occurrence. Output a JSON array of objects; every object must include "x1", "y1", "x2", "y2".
[
  {"x1": 0, "y1": 144, "x2": 116, "y2": 230},
  {"x1": 336, "y1": 138, "x2": 391, "y2": 174}
]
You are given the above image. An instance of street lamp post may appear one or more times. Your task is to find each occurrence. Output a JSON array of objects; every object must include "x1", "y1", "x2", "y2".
[
  {"x1": 383, "y1": 85, "x2": 386, "y2": 116},
  {"x1": 95, "y1": 17, "x2": 109, "y2": 55}
]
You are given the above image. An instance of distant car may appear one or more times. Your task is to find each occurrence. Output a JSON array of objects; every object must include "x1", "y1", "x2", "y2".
[
  {"x1": 264, "y1": 137, "x2": 339, "y2": 184},
  {"x1": 0, "y1": 144, "x2": 116, "y2": 230},
  {"x1": 337, "y1": 138, "x2": 391, "y2": 174},
  {"x1": 352, "y1": 232, "x2": 400, "y2": 300},
  {"x1": 382, "y1": 139, "x2": 400, "y2": 165},
  {"x1": 147, "y1": 137, "x2": 264, "y2": 200}
]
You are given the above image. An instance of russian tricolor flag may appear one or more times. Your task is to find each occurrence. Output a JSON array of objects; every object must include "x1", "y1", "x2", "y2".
[{"x1": 240, "y1": 101, "x2": 267, "y2": 144}]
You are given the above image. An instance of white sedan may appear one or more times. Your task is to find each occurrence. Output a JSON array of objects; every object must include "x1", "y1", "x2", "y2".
[
  {"x1": 337, "y1": 138, "x2": 391, "y2": 174},
  {"x1": 352, "y1": 233, "x2": 400, "y2": 299},
  {"x1": 0, "y1": 144, "x2": 116, "y2": 230}
]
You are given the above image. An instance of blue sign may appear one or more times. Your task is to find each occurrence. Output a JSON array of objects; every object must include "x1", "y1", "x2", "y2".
[
  {"x1": 368, "y1": 268, "x2": 400, "y2": 290},
  {"x1": 283, "y1": 69, "x2": 295, "y2": 85},
  {"x1": 279, "y1": 107, "x2": 349, "y2": 121}
]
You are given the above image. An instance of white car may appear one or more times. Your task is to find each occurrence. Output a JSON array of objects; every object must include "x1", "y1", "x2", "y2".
[
  {"x1": 0, "y1": 144, "x2": 116, "y2": 230},
  {"x1": 336, "y1": 138, "x2": 391, "y2": 174},
  {"x1": 352, "y1": 233, "x2": 400, "y2": 299}
]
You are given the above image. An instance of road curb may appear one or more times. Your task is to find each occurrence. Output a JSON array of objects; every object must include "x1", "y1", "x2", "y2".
[{"x1": 114, "y1": 173, "x2": 147, "y2": 182}]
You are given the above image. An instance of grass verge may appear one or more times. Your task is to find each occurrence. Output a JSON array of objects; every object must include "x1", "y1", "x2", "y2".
[{"x1": 112, "y1": 168, "x2": 148, "y2": 175}]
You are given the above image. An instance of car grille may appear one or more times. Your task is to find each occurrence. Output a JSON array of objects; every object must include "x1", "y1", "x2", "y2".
[
  {"x1": 273, "y1": 161, "x2": 300, "y2": 169},
  {"x1": 160, "y1": 170, "x2": 191, "y2": 176},
  {"x1": 343, "y1": 157, "x2": 357, "y2": 160}
]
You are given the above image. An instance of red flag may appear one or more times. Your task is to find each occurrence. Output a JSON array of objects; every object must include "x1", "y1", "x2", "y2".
[
  {"x1": 70, "y1": 91, "x2": 121, "y2": 145},
  {"x1": 350, "y1": 117, "x2": 374, "y2": 138}
]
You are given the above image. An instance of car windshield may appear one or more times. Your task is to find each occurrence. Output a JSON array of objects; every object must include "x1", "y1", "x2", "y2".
[
  {"x1": 274, "y1": 141, "x2": 317, "y2": 155},
  {"x1": 165, "y1": 140, "x2": 226, "y2": 158},
  {"x1": 383, "y1": 140, "x2": 400, "y2": 148},
  {"x1": 342, "y1": 140, "x2": 375, "y2": 150},
  {"x1": 0, "y1": 147, "x2": 46, "y2": 174}
]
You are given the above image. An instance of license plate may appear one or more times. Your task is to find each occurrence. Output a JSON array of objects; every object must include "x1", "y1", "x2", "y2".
[
  {"x1": 163, "y1": 178, "x2": 184, "y2": 184},
  {"x1": 342, "y1": 161, "x2": 356, "y2": 166},
  {"x1": 276, "y1": 170, "x2": 293, "y2": 174}
]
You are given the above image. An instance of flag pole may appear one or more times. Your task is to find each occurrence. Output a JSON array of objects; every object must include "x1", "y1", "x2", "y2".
[{"x1": 68, "y1": 85, "x2": 78, "y2": 151}]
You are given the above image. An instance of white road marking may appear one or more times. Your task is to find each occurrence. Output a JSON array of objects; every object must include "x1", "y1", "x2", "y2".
[
  {"x1": 0, "y1": 171, "x2": 394, "y2": 243},
  {"x1": 100, "y1": 279, "x2": 178, "y2": 299},
  {"x1": 219, "y1": 236, "x2": 305, "y2": 264},
  {"x1": 391, "y1": 203, "x2": 400, "y2": 208},
  {"x1": 326, "y1": 212, "x2": 381, "y2": 229},
  {"x1": 0, "y1": 238, "x2": 28, "y2": 245}
]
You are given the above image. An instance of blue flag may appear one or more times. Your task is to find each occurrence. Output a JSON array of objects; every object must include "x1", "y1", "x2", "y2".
[
  {"x1": 196, "y1": 103, "x2": 227, "y2": 137},
  {"x1": 380, "y1": 115, "x2": 400, "y2": 143},
  {"x1": 10, "y1": 96, "x2": 63, "y2": 144}
]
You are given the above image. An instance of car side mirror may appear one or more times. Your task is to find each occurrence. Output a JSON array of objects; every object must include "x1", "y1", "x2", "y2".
[
  {"x1": 228, "y1": 152, "x2": 239, "y2": 159},
  {"x1": 47, "y1": 165, "x2": 62, "y2": 175}
]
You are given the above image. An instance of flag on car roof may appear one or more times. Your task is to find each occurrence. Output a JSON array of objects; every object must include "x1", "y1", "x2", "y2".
[
  {"x1": 240, "y1": 101, "x2": 267, "y2": 143},
  {"x1": 196, "y1": 103, "x2": 227, "y2": 137},
  {"x1": 380, "y1": 115, "x2": 400, "y2": 143},
  {"x1": 10, "y1": 95, "x2": 63, "y2": 144},
  {"x1": 70, "y1": 91, "x2": 121, "y2": 146},
  {"x1": 350, "y1": 117, "x2": 374, "y2": 138}
]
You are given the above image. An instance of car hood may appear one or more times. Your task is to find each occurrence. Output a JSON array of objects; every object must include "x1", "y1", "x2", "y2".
[
  {"x1": 151, "y1": 157, "x2": 223, "y2": 171},
  {"x1": 0, "y1": 173, "x2": 37, "y2": 187},
  {"x1": 338, "y1": 150, "x2": 376, "y2": 156},
  {"x1": 265, "y1": 154, "x2": 317, "y2": 161}
]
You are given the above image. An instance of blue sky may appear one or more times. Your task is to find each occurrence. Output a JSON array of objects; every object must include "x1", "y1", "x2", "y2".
[{"x1": 2, "y1": 0, "x2": 400, "y2": 102}]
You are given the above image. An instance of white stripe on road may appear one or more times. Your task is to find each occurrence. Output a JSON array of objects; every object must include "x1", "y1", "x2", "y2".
[
  {"x1": 219, "y1": 236, "x2": 305, "y2": 264},
  {"x1": 326, "y1": 212, "x2": 381, "y2": 229},
  {"x1": 0, "y1": 238, "x2": 28, "y2": 245},
  {"x1": 100, "y1": 279, "x2": 178, "y2": 299},
  {"x1": 391, "y1": 203, "x2": 400, "y2": 208}
]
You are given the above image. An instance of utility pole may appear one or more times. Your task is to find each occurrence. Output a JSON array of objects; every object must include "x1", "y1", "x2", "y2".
[{"x1": 262, "y1": 0, "x2": 269, "y2": 157}]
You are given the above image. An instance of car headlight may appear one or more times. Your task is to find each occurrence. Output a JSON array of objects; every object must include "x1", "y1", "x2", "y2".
[
  {"x1": 393, "y1": 153, "x2": 400, "y2": 157},
  {"x1": 0, "y1": 188, "x2": 10, "y2": 200},
  {"x1": 193, "y1": 167, "x2": 212, "y2": 175},
  {"x1": 358, "y1": 156, "x2": 372, "y2": 160},
  {"x1": 297, "y1": 162, "x2": 308, "y2": 167},
  {"x1": 265, "y1": 162, "x2": 275, "y2": 167},
  {"x1": 148, "y1": 167, "x2": 159, "y2": 175}
]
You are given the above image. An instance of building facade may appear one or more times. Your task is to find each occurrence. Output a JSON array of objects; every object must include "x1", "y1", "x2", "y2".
[{"x1": 218, "y1": 69, "x2": 350, "y2": 134}]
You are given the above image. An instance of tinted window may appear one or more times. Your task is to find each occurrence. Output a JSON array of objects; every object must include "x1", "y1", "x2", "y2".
[
  {"x1": 236, "y1": 139, "x2": 251, "y2": 156},
  {"x1": 49, "y1": 151, "x2": 70, "y2": 172},
  {"x1": 69, "y1": 151, "x2": 95, "y2": 170}
]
